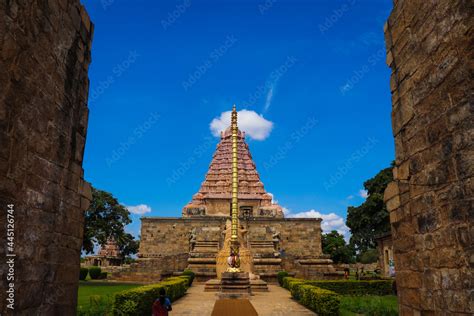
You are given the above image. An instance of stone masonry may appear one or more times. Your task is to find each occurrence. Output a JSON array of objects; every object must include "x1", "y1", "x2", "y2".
[
  {"x1": 0, "y1": 1, "x2": 93, "y2": 315},
  {"x1": 384, "y1": 0, "x2": 473, "y2": 314}
]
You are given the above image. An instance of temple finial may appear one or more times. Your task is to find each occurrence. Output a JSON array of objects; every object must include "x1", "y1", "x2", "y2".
[{"x1": 231, "y1": 105, "x2": 237, "y2": 129}]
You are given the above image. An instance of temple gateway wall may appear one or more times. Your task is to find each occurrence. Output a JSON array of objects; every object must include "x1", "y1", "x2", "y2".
[
  {"x1": 0, "y1": 1, "x2": 93, "y2": 314},
  {"x1": 384, "y1": 0, "x2": 472, "y2": 314}
]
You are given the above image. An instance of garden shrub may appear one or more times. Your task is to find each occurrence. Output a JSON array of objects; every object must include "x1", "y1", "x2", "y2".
[
  {"x1": 79, "y1": 267, "x2": 89, "y2": 280},
  {"x1": 277, "y1": 271, "x2": 289, "y2": 286},
  {"x1": 282, "y1": 277, "x2": 302, "y2": 289},
  {"x1": 281, "y1": 277, "x2": 395, "y2": 315},
  {"x1": 114, "y1": 276, "x2": 188, "y2": 315},
  {"x1": 289, "y1": 281, "x2": 340, "y2": 316},
  {"x1": 303, "y1": 286, "x2": 340, "y2": 316},
  {"x1": 99, "y1": 272, "x2": 108, "y2": 279},
  {"x1": 304, "y1": 279, "x2": 394, "y2": 296},
  {"x1": 89, "y1": 266, "x2": 102, "y2": 280},
  {"x1": 182, "y1": 269, "x2": 195, "y2": 286}
]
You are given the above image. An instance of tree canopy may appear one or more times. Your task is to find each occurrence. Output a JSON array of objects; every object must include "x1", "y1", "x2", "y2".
[
  {"x1": 346, "y1": 166, "x2": 393, "y2": 253},
  {"x1": 321, "y1": 230, "x2": 355, "y2": 264},
  {"x1": 82, "y1": 187, "x2": 139, "y2": 258}
]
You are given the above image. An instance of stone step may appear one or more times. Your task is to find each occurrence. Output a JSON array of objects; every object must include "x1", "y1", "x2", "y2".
[
  {"x1": 298, "y1": 258, "x2": 333, "y2": 265},
  {"x1": 253, "y1": 258, "x2": 282, "y2": 264},
  {"x1": 187, "y1": 258, "x2": 216, "y2": 264},
  {"x1": 251, "y1": 243, "x2": 274, "y2": 246},
  {"x1": 204, "y1": 278, "x2": 269, "y2": 292},
  {"x1": 195, "y1": 241, "x2": 219, "y2": 244}
]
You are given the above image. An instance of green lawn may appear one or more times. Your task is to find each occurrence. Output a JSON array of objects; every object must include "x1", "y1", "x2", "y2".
[
  {"x1": 77, "y1": 281, "x2": 141, "y2": 309},
  {"x1": 340, "y1": 295, "x2": 398, "y2": 316}
]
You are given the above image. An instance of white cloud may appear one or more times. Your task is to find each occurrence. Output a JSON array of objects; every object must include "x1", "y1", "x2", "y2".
[
  {"x1": 346, "y1": 195, "x2": 354, "y2": 200},
  {"x1": 263, "y1": 74, "x2": 281, "y2": 113},
  {"x1": 358, "y1": 189, "x2": 368, "y2": 198},
  {"x1": 286, "y1": 208, "x2": 350, "y2": 240},
  {"x1": 264, "y1": 86, "x2": 275, "y2": 112},
  {"x1": 210, "y1": 109, "x2": 273, "y2": 141},
  {"x1": 126, "y1": 204, "x2": 152, "y2": 215}
]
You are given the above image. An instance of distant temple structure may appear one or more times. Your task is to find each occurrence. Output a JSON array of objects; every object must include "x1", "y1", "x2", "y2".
[
  {"x1": 122, "y1": 106, "x2": 334, "y2": 283},
  {"x1": 375, "y1": 232, "x2": 394, "y2": 278},
  {"x1": 84, "y1": 238, "x2": 123, "y2": 267}
]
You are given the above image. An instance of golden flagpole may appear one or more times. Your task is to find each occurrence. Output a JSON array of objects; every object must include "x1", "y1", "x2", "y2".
[{"x1": 231, "y1": 105, "x2": 238, "y2": 242}]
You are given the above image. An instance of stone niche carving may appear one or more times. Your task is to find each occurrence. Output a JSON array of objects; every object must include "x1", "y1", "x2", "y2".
[
  {"x1": 189, "y1": 228, "x2": 197, "y2": 252},
  {"x1": 258, "y1": 207, "x2": 277, "y2": 217},
  {"x1": 185, "y1": 207, "x2": 206, "y2": 216},
  {"x1": 239, "y1": 206, "x2": 253, "y2": 218}
]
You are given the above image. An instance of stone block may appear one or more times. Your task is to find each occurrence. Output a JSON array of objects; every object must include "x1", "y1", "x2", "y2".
[
  {"x1": 397, "y1": 271, "x2": 422, "y2": 288},
  {"x1": 386, "y1": 194, "x2": 401, "y2": 212},
  {"x1": 384, "y1": 181, "x2": 400, "y2": 202}
]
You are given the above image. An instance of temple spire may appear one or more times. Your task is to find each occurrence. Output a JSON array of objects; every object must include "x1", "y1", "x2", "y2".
[{"x1": 231, "y1": 105, "x2": 238, "y2": 241}]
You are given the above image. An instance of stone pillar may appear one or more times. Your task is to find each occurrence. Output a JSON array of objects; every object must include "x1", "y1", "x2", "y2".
[
  {"x1": 0, "y1": 1, "x2": 93, "y2": 315},
  {"x1": 384, "y1": 0, "x2": 472, "y2": 314}
]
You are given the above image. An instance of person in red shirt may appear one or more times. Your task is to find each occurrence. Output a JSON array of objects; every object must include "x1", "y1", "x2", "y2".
[{"x1": 152, "y1": 288, "x2": 172, "y2": 316}]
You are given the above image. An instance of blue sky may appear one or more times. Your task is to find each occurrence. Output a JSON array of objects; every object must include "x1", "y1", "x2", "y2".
[{"x1": 81, "y1": 0, "x2": 394, "y2": 240}]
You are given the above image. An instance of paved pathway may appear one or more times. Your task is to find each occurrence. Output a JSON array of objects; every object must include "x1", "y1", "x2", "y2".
[{"x1": 171, "y1": 284, "x2": 316, "y2": 316}]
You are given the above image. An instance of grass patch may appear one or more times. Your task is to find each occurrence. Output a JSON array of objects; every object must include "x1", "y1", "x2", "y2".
[
  {"x1": 77, "y1": 281, "x2": 141, "y2": 310},
  {"x1": 339, "y1": 295, "x2": 398, "y2": 316}
]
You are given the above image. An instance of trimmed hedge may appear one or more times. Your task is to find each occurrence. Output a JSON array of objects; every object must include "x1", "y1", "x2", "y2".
[
  {"x1": 277, "y1": 271, "x2": 289, "y2": 286},
  {"x1": 282, "y1": 277, "x2": 302, "y2": 290},
  {"x1": 89, "y1": 266, "x2": 102, "y2": 280},
  {"x1": 113, "y1": 276, "x2": 189, "y2": 315},
  {"x1": 282, "y1": 277, "x2": 393, "y2": 296},
  {"x1": 285, "y1": 278, "x2": 340, "y2": 316},
  {"x1": 304, "y1": 280, "x2": 394, "y2": 296},
  {"x1": 301, "y1": 285, "x2": 340, "y2": 316},
  {"x1": 182, "y1": 269, "x2": 195, "y2": 286},
  {"x1": 99, "y1": 272, "x2": 108, "y2": 279},
  {"x1": 79, "y1": 267, "x2": 88, "y2": 280}
]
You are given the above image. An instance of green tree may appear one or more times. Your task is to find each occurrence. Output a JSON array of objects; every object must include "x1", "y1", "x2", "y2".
[
  {"x1": 322, "y1": 230, "x2": 355, "y2": 263},
  {"x1": 82, "y1": 187, "x2": 139, "y2": 258},
  {"x1": 346, "y1": 166, "x2": 393, "y2": 253},
  {"x1": 358, "y1": 249, "x2": 379, "y2": 264},
  {"x1": 119, "y1": 233, "x2": 140, "y2": 258}
]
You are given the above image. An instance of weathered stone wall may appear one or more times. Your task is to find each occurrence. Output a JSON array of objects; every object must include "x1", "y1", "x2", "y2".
[
  {"x1": 248, "y1": 218, "x2": 323, "y2": 259},
  {"x1": 384, "y1": 0, "x2": 472, "y2": 314},
  {"x1": 140, "y1": 217, "x2": 322, "y2": 259},
  {"x1": 139, "y1": 216, "x2": 323, "y2": 281},
  {"x1": 140, "y1": 217, "x2": 227, "y2": 256},
  {"x1": 0, "y1": 1, "x2": 93, "y2": 314}
]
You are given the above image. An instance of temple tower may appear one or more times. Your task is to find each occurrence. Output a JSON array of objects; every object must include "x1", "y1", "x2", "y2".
[{"x1": 183, "y1": 109, "x2": 283, "y2": 218}]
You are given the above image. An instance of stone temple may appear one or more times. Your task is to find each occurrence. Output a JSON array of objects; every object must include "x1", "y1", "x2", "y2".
[{"x1": 129, "y1": 106, "x2": 335, "y2": 283}]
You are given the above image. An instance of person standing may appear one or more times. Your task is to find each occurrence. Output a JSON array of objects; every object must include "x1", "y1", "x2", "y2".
[{"x1": 153, "y1": 288, "x2": 172, "y2": 316}]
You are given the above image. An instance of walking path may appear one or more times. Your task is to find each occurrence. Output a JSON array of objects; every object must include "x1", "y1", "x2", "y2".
[{"x1": 171, "y1": 284, "x2": 316, "y2": 316}]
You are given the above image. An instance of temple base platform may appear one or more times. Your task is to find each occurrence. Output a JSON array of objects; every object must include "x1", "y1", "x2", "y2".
[{"x1": 205, "y1": 272, "x2": 270, "y2": 298}]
